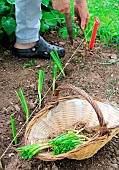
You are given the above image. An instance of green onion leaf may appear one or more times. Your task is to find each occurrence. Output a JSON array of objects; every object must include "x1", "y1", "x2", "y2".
[
  {"x1": 16, "y1": 89, "x2": 29, "y2": 123},
  {"x1": 38, "y1": 70, "x2": 45, "y2": 108},
  {"x1": 50, "y1": 50, "x2": 65, "y2": 77},
  {"x1": 52, "y1": 64, "x2": 58, "y2": 91},
  {"x1": 10, "y1": 115, "x2": 17, "y2": 145}
]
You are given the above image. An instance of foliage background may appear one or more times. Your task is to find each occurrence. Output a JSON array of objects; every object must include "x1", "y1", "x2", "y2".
[{"x1": 0, "y1": 0, "x2": 119, "y2": 46}]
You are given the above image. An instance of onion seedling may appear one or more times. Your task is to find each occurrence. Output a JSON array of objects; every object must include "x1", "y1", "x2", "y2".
[
  {"x1": 52, "y1": 64, "x2": 58, "y2": 91},
  {"x1": 38, "y1": 70, "x2": 45, "y2": 108},
  {"x1": 50, "y1": 50, "x2": 65, "y2": 77},
  {"x1": 16, "y1": 89, "x2": 29, "y2": 123},
  {"x1": 10, "y1": 115, "x2": 18, "y2": 145}
]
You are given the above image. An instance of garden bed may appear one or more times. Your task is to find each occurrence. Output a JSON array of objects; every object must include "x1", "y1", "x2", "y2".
[{"x1": 0, "y1": 32, "x2": 119, "y2": 170}]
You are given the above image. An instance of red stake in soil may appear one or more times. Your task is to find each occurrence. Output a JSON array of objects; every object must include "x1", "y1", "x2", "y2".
[{"x1": 89, "y1": 17, "x2": 100, "y2": 49}]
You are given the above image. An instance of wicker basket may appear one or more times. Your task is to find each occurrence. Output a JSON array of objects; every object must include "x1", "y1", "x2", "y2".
[{"x1": 25, "y1": 84, "x2": 119, "y2": 161}]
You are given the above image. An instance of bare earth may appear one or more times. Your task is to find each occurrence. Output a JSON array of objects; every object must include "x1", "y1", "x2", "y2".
[{"x1": 0, "y1": 32, "x2": 119, "y2": 170}]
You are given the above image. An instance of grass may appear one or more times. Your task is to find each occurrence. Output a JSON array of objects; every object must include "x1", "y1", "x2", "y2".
[
  {"x1": 59, "y1": 0, "x2": 119, "y2": 48},
  {"x1": 87, "y1": 0, "x2": 119, "y2": 46}
]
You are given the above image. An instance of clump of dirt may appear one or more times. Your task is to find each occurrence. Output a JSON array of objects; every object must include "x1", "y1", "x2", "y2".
[{"x1": 0, "y1": 31, "x2": 119, "y2": 170}]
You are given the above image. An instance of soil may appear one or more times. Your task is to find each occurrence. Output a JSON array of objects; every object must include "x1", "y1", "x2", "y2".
[{"x1": 0, "y1": 31, "x2": 119, "y2": 170}]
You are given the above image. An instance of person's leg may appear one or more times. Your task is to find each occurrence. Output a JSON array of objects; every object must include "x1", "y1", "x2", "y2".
[
  {"x1": 14, "y1": 0, "x2": 65, "y2": 58},
  {"x1": 14, "y1": 0, "x2": 41, "y2": 49}
]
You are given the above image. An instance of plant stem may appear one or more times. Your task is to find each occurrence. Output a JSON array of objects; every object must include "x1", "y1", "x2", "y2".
[
  {"x1": 38, "y1": 70, "x2": 45, "y2": 108},
  {"x1": 16, "y1": 89, "x2": 29, "y2": 123},
  {"x1": 10, "y1": 115, "x2": 18, "y2": 145}
]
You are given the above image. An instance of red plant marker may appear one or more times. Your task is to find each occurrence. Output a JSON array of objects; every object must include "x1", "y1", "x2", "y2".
[{"x1": 89, "y1": 17, "x2": 100, "y2": 49}]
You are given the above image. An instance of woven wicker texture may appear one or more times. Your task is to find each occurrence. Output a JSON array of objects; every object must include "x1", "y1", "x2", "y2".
[{"x1": 25, "y1": 85, "x2": 119, "y2": 161}]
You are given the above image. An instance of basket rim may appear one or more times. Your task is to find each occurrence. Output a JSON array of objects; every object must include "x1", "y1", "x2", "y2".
[
  {"x1": 25, "y1": 95, "x2": 119, "y2": 143},
  {"x1": 25, "y1": 95, "x2": 104, "y2": 140},
  {"x1": 25, "y1": 86, "x2": 119, "y2": 161},
  {"x1": 25, "y1": 94, "x2": 117, "y2": 138},
  {"x1": 25, "y1": 95, "x2": 119, "y2": 160}
]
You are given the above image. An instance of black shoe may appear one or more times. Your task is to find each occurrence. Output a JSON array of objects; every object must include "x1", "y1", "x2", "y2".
[{"x1": 14, "y1": 36, "x2": 65, "y2": 58}]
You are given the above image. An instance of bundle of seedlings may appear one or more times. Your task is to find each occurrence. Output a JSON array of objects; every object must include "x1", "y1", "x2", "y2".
[{"x1": 17, "y1": 130, "x2": 90, "y2": 159}]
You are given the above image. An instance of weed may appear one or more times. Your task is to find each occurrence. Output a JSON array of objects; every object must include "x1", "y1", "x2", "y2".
[
  {"x1": 74, "y1": 56, "x2": 81, "y2": 63},
  {"x1": 106, "y1": 89, "x2": 113, "y2": 95},
  {"x1": 108, "y1": 77, "x2": 116, "y2": 84},
  {"x1": 23, "y1": 60, "x2": 39, "y2": 68}
]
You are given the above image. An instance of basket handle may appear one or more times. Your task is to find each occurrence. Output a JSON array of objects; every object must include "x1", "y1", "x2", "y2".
[{"x1": 51, "y1": 84, "x2": 109, "y2": 134}]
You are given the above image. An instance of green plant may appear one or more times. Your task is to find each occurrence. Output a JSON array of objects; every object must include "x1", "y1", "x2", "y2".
[
  {"x1": 87, "y1": 0, "x2": 119, "y2": 46},
  {"x1": 23, "y1": 60, "x2": 39, "y2": 68},
  {"x1": 106, "y1": 89, "x2": 113, "y2": 95},
  {"x1": 0, "y1": 0, "x2": 119, "y2": 47},
  {"x1": 52, "y1": 64, "x2": 58, "y2": 91},
  {"x1": 17, "y1": 131, "x2": 88, "y2": 159},
  {"x1": 97, "y1": 58, "x2": 119, "y2": 65},
  {"x1": 40, "y1": 0, "x2": 65, "y2": 32},
  {"x1": 74, "y1": 56, "x2": 81, "y2": 63},
  {"x1": 38, "y1": 70, "x2": 45, "y2": 108},
  {"x1": 0, "y1": 0, "x2": 16, "y2": 41},
  {"x1": 108, "y1": 77, "x2": 116, "y2": 84},
  {"x1": 16, "y1": 89, "x2": 29, "y2": 123},
  {"x1": 50, "y1": 50, "x2": 65, "y2": 77},
  {"x1": 0, "y1": 0, "x2": 65, "y2": 42},
  {"x1": 10, "y1": 115, "x2": 18, "y2": 145}
]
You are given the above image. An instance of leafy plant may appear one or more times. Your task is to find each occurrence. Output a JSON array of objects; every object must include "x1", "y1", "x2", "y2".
[
  {"x1": 0, "y1": 0, "x2": 119, "y2": 47},
  {"x1": 59, "y1": 23, "x2": 80, "y2": 40},
  {"x1": 58, "y1": 0, "x2": 80, "y2": 40},
  {"x1": 17, "y1": 131, "x2": 88, "y2": 159},
  {"x1": 16, "y1": 89, "x2": 29, "y2": 123},
  {"x1": 10, "y1": 115, "x2": 18, "y2": 145},
  {"x1": 0, "y1": 0, "x2": 65, "y2": 42},
  {"x1": 106, "y1": 89, "x2": 113, "y2": 95},
  {"x1": 40, "y1": 0, "x2": 65, "y2": 32},
  {"x1": 50, "y1": 50, "x2": 65, "y2": 77},
  {"x1": 23, "y1": 60, "x2": 39, "y2": 68},
  {"x1": 38, "y1": 70, "x2": 45, "y2": 108},
  {"x1": 0, "y1": 0, "x2": 16, "y2": 41}
]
